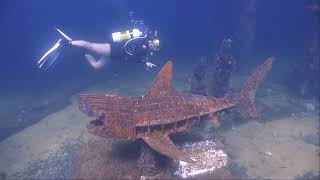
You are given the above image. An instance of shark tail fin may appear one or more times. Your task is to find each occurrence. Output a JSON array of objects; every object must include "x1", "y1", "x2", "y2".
[{"x1": 237, "y1": 57, "x2": 274, "y2": 118}]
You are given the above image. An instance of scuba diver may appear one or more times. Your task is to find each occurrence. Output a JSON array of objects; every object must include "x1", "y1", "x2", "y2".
[
  {"x1": 37, "y1": 28, "x2": 159, "y2": 70},
  {"x1": 37, "y1": 13, "x2": 160, "y2": 70}
]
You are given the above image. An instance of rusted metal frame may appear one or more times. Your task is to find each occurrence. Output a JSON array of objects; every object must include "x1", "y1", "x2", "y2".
[
  {"x1": 116, "y1": 96, "x2": 120, "y2": 124},
  {"x1": 175, "y1": 95, "x2": 186, "y2": 130},
  {"x1": 179, "y1": 119, "x2": 187, "y2": 128},
  {"x1": 141, "y1": 96, "x2": 151, "y2": 134},
  {"x1": 169, "y1": 95, "x2": 178, "y2": 132},
  {"x1": 161, "y1": 124, "x2": 164, "y2": 132},
  {"x1": 191, "y1": 94, "x2": 201, "y2": 125},
  {"x1": 131, "y1": 97, "x2": 137, "y2": 139}
]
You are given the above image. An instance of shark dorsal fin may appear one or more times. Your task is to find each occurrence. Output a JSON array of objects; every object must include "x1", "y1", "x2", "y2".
[{"x1": 146, "y1": 61, "x2": 177, "y2": 97}]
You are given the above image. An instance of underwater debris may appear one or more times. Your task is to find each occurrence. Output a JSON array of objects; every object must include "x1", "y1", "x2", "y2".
[
  {"x1": 264, "y1": 151, "x2": 272, "y2": 156},
  {"x1": 78, "y1": 58, "x2": 273, "y2": 176},
  {"x1": 175, "y1": 140, "x2": 229, "y2": 178},
  {"x1": 189, "y1": 56, "x2": 208, "y2": 96},
  {"x1": 211, "y1": 38, "x2": 235, "y2": 97}
]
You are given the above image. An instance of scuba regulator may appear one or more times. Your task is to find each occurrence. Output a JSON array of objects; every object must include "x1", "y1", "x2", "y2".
[
  {"x1": 110, "y1": 28, "x2": 160, "y2": 68},
  {"x1": 110, "y1": 12, "x2": 160, "y2": 68}
]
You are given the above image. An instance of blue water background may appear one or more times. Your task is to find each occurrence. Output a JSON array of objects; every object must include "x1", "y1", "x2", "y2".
[{"x1": 0, "y1": 0, "x2": 314, "y2": 140}]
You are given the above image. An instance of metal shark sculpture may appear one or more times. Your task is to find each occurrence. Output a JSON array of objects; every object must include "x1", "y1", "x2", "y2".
[{"x1": 78, "y1": 57, "x2": 274, "y2": 163}]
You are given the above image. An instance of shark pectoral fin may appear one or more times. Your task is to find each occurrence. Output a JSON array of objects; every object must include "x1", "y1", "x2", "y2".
[{"x1": 142, "y1": 133, "x2": 194, "y2": 163}]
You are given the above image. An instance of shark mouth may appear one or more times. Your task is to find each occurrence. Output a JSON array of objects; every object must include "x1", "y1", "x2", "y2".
[{"x1": 89, "y1": 115, "x2": 105, "y2": 126}]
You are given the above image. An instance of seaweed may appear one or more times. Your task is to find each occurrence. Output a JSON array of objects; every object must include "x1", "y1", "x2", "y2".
[
  {"x1": 189, "y1": 56, "x2": 208, "y2": 96},
  {"x1": 211, "y1": 38, "x2": 235, "y2": 97}
]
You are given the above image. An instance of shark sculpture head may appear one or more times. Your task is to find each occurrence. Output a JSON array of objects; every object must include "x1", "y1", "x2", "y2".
[{"x1": 78, "y1": 93, "x2": 135, "y2": 139}]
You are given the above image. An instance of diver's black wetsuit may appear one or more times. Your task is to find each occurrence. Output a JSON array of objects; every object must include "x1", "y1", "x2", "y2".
[{"x1": 110, "y1": 38, "x2": 149, "y2": 62}]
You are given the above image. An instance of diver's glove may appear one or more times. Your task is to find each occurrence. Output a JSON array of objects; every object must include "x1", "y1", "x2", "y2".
[{"x1": 145, "y1": 61, "x2": 157, "y2": 70}]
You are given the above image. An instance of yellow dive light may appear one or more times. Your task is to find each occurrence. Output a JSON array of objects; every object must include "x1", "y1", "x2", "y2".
[{"x1": 112, "y1": 29, "x2": 143, "y2": 42}]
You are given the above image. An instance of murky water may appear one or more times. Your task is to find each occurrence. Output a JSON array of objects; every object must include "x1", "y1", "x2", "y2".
[{"x1": 0, "y1": 0, "x2": 319, "y2": 179}]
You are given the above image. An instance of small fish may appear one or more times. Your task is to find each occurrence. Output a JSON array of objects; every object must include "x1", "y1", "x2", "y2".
[{"x1": 264, "y1": 151, "x2": 272, "y2": 156}]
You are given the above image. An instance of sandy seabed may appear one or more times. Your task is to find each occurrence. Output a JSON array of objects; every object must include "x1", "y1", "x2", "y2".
[{"x1": 0, "y1": 73, "x2": 319, "y2": 179}]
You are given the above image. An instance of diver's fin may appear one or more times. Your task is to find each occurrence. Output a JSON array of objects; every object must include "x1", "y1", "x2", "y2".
[
  {"x1": 237, "y1": 57, "x2": 274, "y2": 118},
  {"x1": 37, "y1": 39, "x2": 63, "y2": 69},
  {"x1": 56, "y1": 28, "x2": 72, "y2": 41},
  {"x1": 142, "y1": 133, "x2": 194, "y2": 163},
  {"x1": 37, "y1": 28, "x2": 72, "y2": 70},
  {"x1": 145, "y1": 61, "x2": 177, "y2": 97}
]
